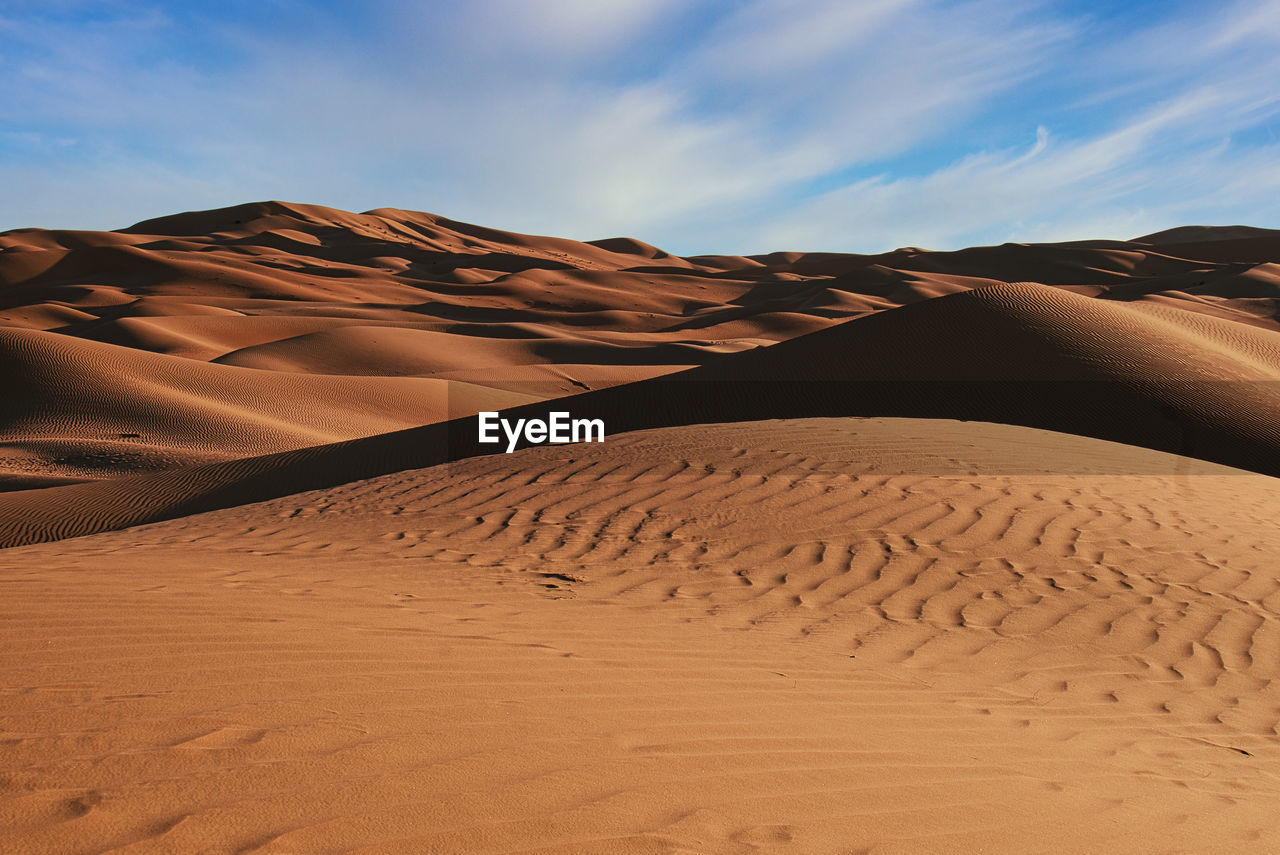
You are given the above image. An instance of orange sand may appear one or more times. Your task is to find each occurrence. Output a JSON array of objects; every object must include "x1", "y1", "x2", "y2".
[
  {"x1": 4, "y1": 420, "x2": 1280, "y2": 853},
  {"x1": 3, "y1": 205, "x2": 1280, "y2": 853}
]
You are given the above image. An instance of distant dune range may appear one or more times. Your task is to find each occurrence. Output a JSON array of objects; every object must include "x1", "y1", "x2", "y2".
[{"x1": 1, "y1": 203, "x2": 1279, "y2": 546}]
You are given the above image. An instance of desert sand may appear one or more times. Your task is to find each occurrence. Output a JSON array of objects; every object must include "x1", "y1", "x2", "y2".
[{"x1": 3, "y1": 204, "x2": 1280, "y2": 853}]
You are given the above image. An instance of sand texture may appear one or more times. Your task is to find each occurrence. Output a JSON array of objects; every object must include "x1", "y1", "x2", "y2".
[{"x1": 3, "y1": 205, "x2": 1280, "y2": 853}]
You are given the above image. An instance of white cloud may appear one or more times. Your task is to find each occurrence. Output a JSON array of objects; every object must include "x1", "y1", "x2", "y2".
[
  {"x1": 754, "y1": 117, "x2": 1280, "y2": 253},
  {"x1": 673, "y1": 0, "x2": 1070, "y2": 165},
  {"x1": 1207, "y1": 0, "x2": 1280, "y2": 49},
  {"x1": 4, "y1": 0, "x2": 1064, "y2": 244},
  {"x1": 692, "y1": 0, "x2": 917, "y2": 76},
  {"x1": 461, "y1": 0, "x2": 689, "y2": 51},
  {"x1": 1, "y1": 0, "x2": 1277, "y2": 253}
]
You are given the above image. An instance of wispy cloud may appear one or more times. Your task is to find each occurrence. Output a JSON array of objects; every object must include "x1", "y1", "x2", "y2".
[
  {"x1": 1, "y1": 0, "x2": 1277, "y2": 251},
  {"x1": 760, "y1": 90, "x2": 1280, "y2": 252}
]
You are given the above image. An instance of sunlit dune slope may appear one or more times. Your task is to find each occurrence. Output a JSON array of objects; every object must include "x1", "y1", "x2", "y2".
[
  {"x1": 0, "y1": 326, "x2": 535, "y2": 488},
  {"x1": 3, "y1": 418, "x2": 1278, "y2": 853}
]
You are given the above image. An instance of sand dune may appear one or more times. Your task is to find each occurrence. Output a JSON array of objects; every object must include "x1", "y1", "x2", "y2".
[
  {"x1": 4, "y1": 279, "x2": 1280, "y2": 549},
  {"x1": 4, "y1": 204, "x2": 1280, "y2": 853},
  {"x1": 670, "y1": 282, "x2": 1280, "y2": 473},
  {"x1": 3, "y1": 419, "x2": 1278, "y2": 853},
  {"x1": 0, "y1": 326, "x2": 536, "y2": 488},
  {"x1": 3, "y1": 202, "x2": 1279, "y2": 484},
  {"x1": 1135, "y1": 224, "x2": 1280, "y2": 245}
]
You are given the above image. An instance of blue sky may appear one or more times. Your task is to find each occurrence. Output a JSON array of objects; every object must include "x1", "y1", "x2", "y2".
[{"x1": 2, "y1": 0, "x2": 1278, "y2": 254}]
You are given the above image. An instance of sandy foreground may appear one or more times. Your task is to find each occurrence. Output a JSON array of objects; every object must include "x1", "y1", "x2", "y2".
[{"x1": 4, "y1": 418, "x2": 1280, "y2": 854}]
